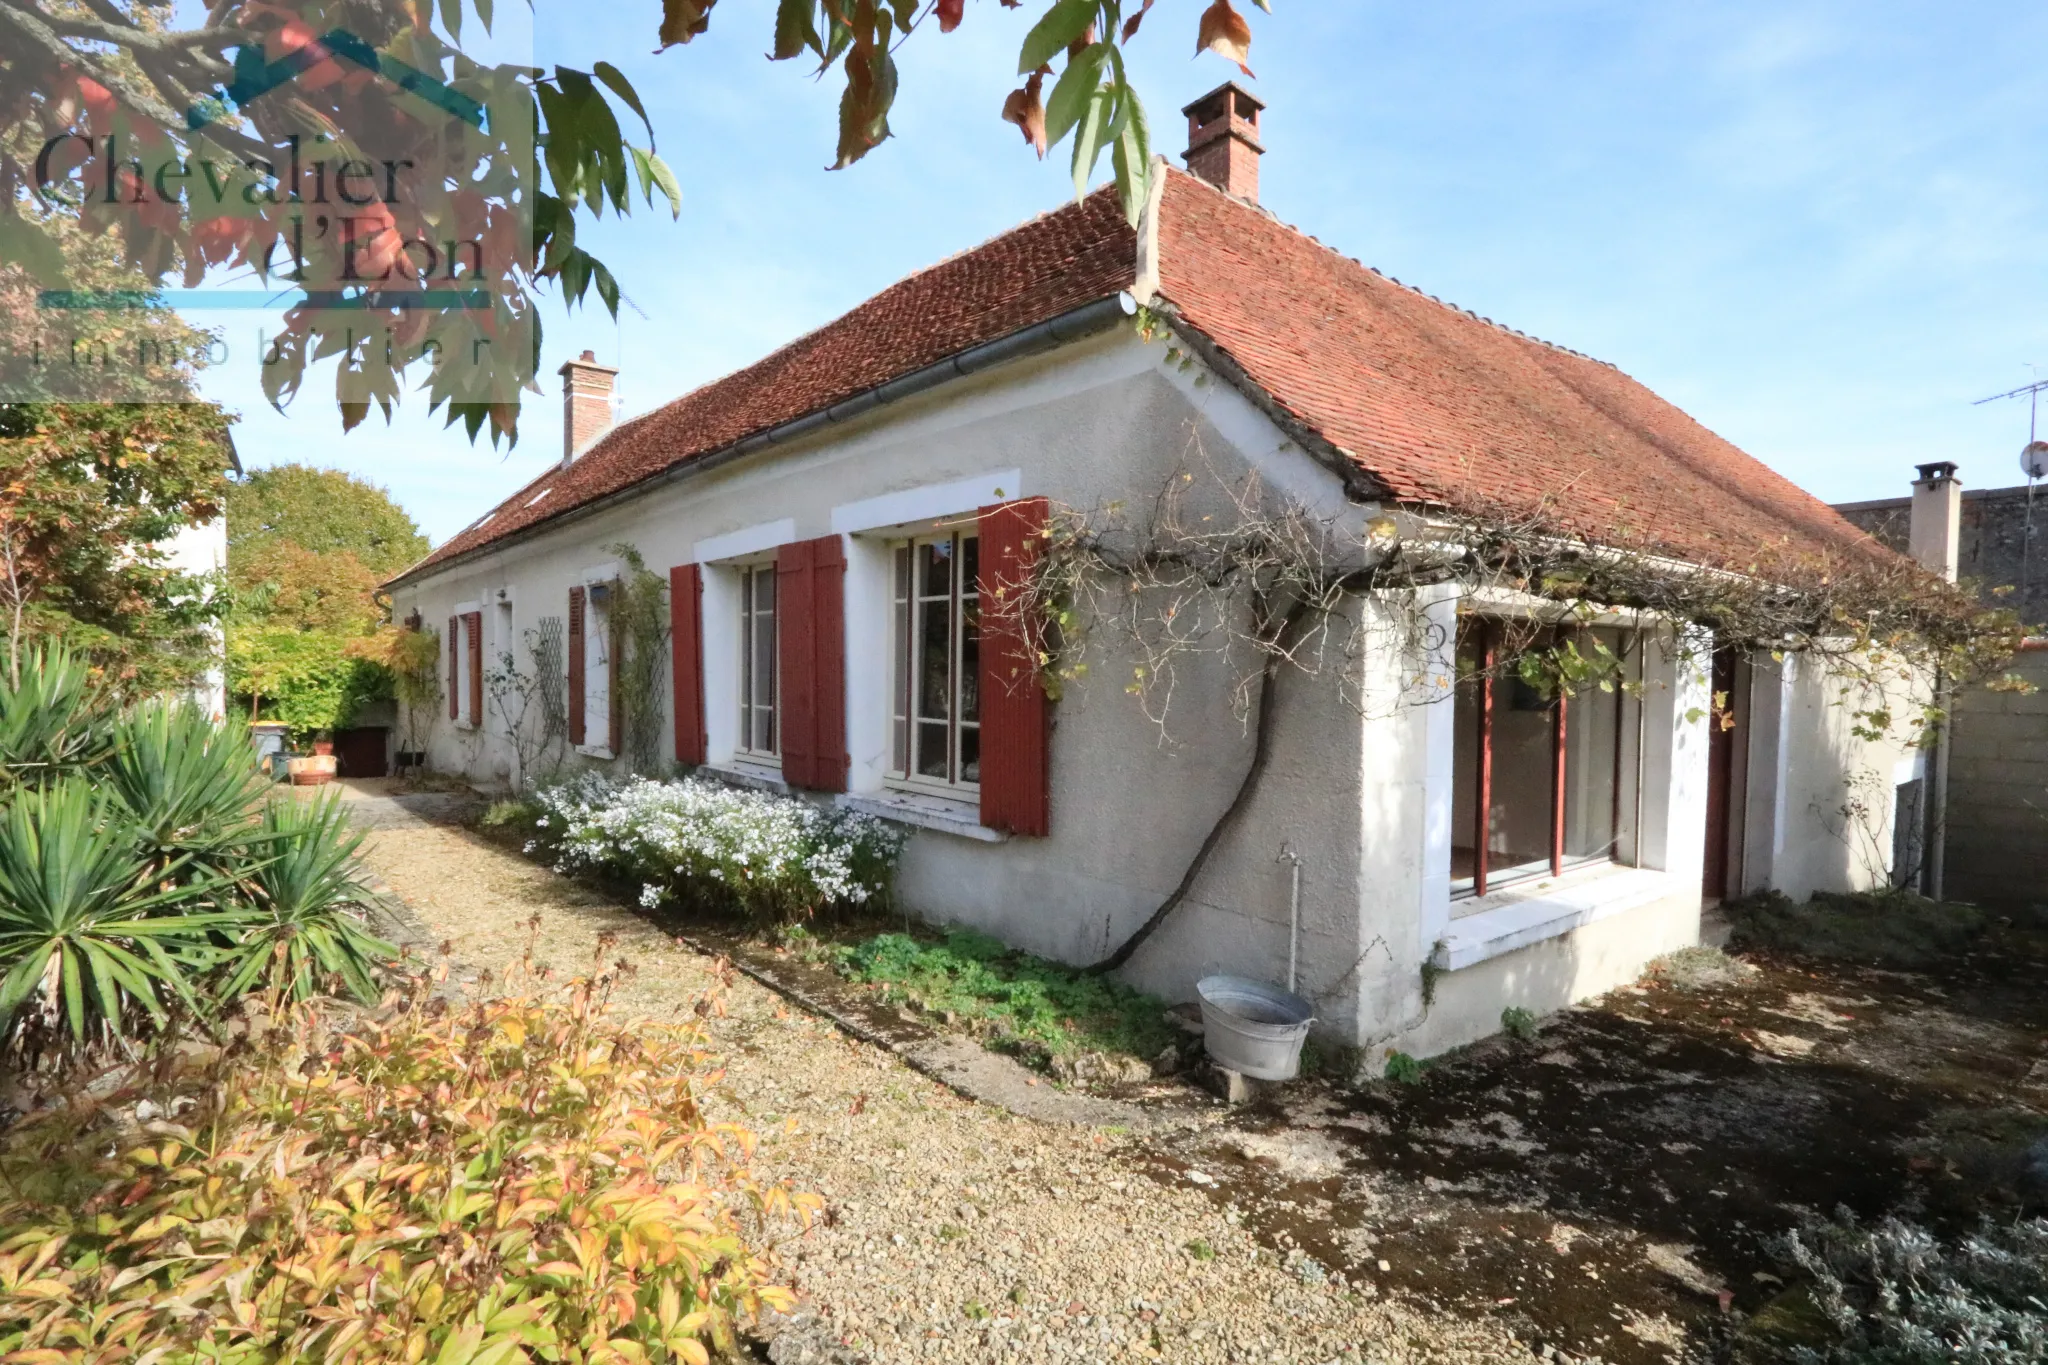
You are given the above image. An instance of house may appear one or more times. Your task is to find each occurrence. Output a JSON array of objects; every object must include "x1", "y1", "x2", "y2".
[{"x1": 385, "y1": 85, "x2": 1924, "y2": 1058}]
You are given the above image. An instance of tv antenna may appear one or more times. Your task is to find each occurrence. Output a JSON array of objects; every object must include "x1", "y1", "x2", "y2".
[{"x1": 1974, "y1": 372, "x2": 2047, "y2": 613}]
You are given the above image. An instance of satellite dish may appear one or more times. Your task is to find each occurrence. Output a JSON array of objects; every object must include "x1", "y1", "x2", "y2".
[{"x1": 2025, "y1": 441, "x2": 2048, "y2": 480}]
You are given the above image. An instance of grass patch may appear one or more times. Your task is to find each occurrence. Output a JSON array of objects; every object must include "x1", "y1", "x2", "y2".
[
  {"x1": 1645, "y1": 944, "x2": 1757, "y2": 991},
  {"x1": 1726, "y1": 890, "x2": 1986, "y2": 969},
  {"x1": 1185, "y1": 1239, "x2": 1216, "y2": 1262},
  {"x1": 480, "y1": 797, "x2": 542, "y2": 829},
  {"x1": 829, "y1": 929, "x2": 1176, "y2": 1061}
]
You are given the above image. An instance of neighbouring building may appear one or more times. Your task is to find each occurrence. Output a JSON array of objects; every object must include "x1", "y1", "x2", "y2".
[
  {"x1": 1838, "y1": 465, "x2": 2048, "y2": 906},
  {"x1": 386, "y1": 84, "x2": 1926, "y2": 1058}
]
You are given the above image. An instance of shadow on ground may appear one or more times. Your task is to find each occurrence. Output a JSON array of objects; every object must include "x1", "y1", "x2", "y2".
[{"x1": 1149, "y1": 915, "x2": 2048, "y2": 1363}]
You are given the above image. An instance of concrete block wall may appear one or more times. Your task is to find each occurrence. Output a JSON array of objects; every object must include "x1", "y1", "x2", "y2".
[{"x1": 1946, "y1": 649, "x2": 2048, "y2": 905}]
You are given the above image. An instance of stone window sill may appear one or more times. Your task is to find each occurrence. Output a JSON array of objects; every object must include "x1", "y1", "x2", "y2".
[
  {"x1": 574, "y1": 743, "x2": 615, "y2": 760},
  {"x1": 701, "y1": 762, "x2": 791, "y2": 796},
  {"x1": 837, "y1": 789, "x2": 1007, "y2": 843},
  {"x1": 1434, "y1": 865, "x2": 1679, "y2": 971}
]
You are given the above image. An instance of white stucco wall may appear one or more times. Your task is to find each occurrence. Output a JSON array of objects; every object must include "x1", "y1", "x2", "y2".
[
  {"x1": 1739, "y1": 649, "x2": 1930, "y2": 901},
  {"x1": 160, "y1": 514, "x2": 227, "y2": 719}
]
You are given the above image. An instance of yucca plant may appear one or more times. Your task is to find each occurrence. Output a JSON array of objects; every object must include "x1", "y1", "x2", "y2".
[
  {"x1": 221, "y1": 792, "x2": 395, "y2": 1005},
  {"x1": 0, "y1": 644, "x2": 110, "y2": 790},
  {"x1": 0, "y1": 780, "x2": 231, "y2": 1054},
  {"x1": 102, "y1": 701, "x2": 267, "y2": 872}
]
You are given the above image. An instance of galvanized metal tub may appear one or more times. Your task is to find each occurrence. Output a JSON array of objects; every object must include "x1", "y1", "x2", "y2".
[{"x1": 1195, "y1": 975, "x2": 1314, "y2": 1081}]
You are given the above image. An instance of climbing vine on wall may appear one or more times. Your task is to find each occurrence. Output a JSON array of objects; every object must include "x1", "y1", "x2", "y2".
[{"x1": 606, "y1": 544, "x2": 671, "y2": 775}]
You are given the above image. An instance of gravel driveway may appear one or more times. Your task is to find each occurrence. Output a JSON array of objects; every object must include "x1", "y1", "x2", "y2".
[{"x1": 345, "y1": 782, "x2": 1521, "y2": 1365}]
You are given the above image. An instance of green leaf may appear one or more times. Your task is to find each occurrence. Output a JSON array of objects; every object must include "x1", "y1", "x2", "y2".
[
  {"x1": 629, "y1": 147, "x2": 683, "y2": 218},
  {"x1": 592, "y1": 62, "x2": 655, "y2": 145},
  {"x1": 1019, "y1": 0, "x2": 1098, "y2": 74},
  {"x1": 1111, "y1": 85, "x2": 1152, "y2": 226},
  {"x1": 772, "y1": 0, "x2": 820, "y2": 59},
  {"x1": 438, "y1": 0, "x2": 462, "y2": 43},
  {"x1": 1068, "y1": 83, "x2": 1112, "y2": 199},
  {"x1": 1043, "y1": 42, "x2": 1109, "y2": 149}
]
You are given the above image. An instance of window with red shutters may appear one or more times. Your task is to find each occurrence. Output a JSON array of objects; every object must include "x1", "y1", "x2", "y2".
[
  {"x1": 447, "y1": 616, "x2": 459, "y2": 720},
  {"x1": 776, "y1": 535, "x2": 847, "y2": 792},
  {"x1": 670, "y1": 564, "x2": 706, "y2": 765},
  {"x1": 567, "y1": 586, "x2": 586, "y2": 747},
  {"x1": 976, "y1": 499, "x2": 1051, "y2": 836},
  {"x1": 464, "y1": 611, "x2": 483, "y2": 726}
]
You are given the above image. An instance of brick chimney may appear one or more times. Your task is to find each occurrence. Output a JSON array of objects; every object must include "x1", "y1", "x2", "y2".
[
  {"x1": 1182, "y1": 82, "x2": 1265, "y2": 203},
  {"x1": 558, "y1": 349, "x2": 619, "y2": 468},
  {"x1": 1909, "y1": 460, "x2": 1962, "y2": 582}
]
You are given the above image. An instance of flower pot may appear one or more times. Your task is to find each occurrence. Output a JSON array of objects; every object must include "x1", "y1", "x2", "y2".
[
  {"x1": 311, "y1": 738, "x2": 335, "y2": 756},
  {"x1": 287, "y1": 754, "x2": 338, "y2": 786}
]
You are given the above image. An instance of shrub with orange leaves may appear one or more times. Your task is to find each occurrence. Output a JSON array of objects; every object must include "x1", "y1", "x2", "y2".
[{"x1": 0, "y1": 955, "x2": 817, "y2": 1362}]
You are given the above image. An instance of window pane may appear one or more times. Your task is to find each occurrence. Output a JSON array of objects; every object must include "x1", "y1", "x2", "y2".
[
  {"x1": 917, "y1": 722, "x2": 949, "y2": 779},
  {"x1": 959, "y1": 723, "x2": 980, "y2": 784},
  {"x1": 960, "y1": 598, "x2": 980, "y2": 723},
  {"x1": 1490, "y1": 663, "x2": 1558, "y2": 876},
  {"x1": 739, "y1": 574, "x2": 754, "y2": 748},
  {"x1": 917, "y1": 596, "x2": 951, "y2": 722},
  {"x1": 961, "y1": 534, "x2": 979, "y2": 597},
  {"x1": 1563, "y1": 628, "x2": 1623, "y2": 859},
  {"x1": 921, "y1": 539, "x2": 953, "y2": 597}
]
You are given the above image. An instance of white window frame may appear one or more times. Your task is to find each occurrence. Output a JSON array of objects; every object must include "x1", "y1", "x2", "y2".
[
  {"x1": 887, "y1": 529, "x2": 980, "y2": 795},
  {"x1": 735, "y1": 560, "x2": 780, "y2": 763},
  {"x1": 452, "y1": 599, "x2": 481, "y2": 731},
  {"x1": 574, "y1": 565, "x2": 619, "y2": 760}
]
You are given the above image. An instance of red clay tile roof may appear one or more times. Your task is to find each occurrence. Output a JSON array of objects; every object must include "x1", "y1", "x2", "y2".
[
  {"x1": 396, "y1": 165, "x2": 1876, "y2": 585},
  {"x1": 399, "y1": 190, "x2": 1140, "y2": 582},
  {"x1": 1152, "y1": 170, "x2": 1877, "y2": 570}
]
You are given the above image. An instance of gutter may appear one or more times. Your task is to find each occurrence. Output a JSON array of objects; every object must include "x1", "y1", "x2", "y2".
[{"x1": 387, "y1": 292, "x2": 1140, "y2": 590}]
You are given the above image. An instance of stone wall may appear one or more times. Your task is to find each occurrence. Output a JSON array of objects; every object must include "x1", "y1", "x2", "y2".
[
  {"x1": 1836, "y1": 484, "x2": 2048, "y2": 628},
  {"x1": 1945, "y1": 647, "x2": 2048, "y2": 907}
]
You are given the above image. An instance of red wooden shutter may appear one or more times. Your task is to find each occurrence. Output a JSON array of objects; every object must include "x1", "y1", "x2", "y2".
[
  {"x1": 978, "y1": 498, "x2": 1051, "y2": 836},
  {"x1": 777, "y1": 535, "x2": 848, "y2": 792},
  {"x1": 567, "y1": 587, "x2": 586, "y2": 747},
  {"x1": 447, "y1": 616, "x2": 459, "y2": 720},
  {"x1": 670, "y1": 564, "x2": 706, "y2": 765},
  {"x1": 464, "y1": 612, "x2": 483, "y2": 725}
]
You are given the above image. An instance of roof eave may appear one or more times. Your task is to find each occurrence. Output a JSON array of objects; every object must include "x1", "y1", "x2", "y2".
[{"x1": 384, "y1": 291, "x2": 1141, "y2": 592}]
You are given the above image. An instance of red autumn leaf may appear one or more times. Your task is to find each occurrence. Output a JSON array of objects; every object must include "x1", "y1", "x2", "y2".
[
  {"x1": 1121, "y1": 0, "x2": 1156, "y2": 42},
  {"x1": 937, "y1": 0, "x2": 965, "y2": 32},
  {"x1": 1000, "y1": 70, "x2": 1047, "y2": 158},
  {"x1": 1195, "y1": 0, "x2": 1255, "y2": 77}
]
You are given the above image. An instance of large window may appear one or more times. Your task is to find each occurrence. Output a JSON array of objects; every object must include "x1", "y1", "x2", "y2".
[
  {"x1": 891, "y1": 532, "x2": 980, "y2": 788},
  {"x1": 737, "y1": 563, "x2": 778, "y2": 759},
  {"x1": 1452, "y1": 621, "x2": 1634, "y2": 898}
]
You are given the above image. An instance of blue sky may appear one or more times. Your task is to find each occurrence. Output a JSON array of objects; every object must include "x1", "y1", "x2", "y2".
[{"x1": 195, "y1": 2, "x2": 2048, "y2": 545}]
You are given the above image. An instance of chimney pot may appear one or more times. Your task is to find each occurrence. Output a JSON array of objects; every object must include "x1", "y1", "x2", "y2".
[
  {"x1": 557, "y1": 351, "x2": 619, "y2": 468},
  {"x1": 1182, "y1": 81, "x2": 1265, "y2": 203},
  {"x1": 1909, "y1": 461, "x2": 1962, "y2": 583}
]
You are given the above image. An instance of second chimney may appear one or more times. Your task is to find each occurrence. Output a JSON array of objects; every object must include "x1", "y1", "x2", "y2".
[
  {"x1": 1182, "y1": 82, "x2": 1265, "y2": 203},
  {"x1": 1909, "y1": 460, "x2": 1962, "y2": 583},
  {"x1": 558, "y1": 349, "x2": 619, "y2": 468}
]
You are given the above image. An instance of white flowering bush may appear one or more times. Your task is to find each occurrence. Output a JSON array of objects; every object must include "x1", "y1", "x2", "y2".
[{"x1": 532, "y1": 774, "x2": 906, "y2": 923}]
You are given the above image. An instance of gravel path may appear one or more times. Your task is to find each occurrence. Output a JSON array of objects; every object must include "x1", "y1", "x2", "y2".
[{"x1": 346, "y1": 784, "x2": 1524, "y2": 1365}]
